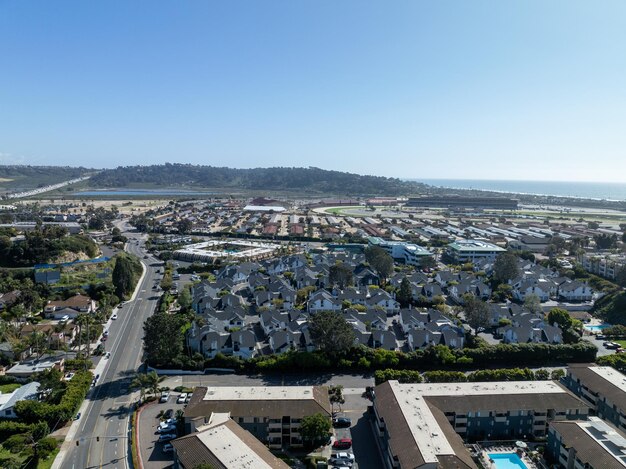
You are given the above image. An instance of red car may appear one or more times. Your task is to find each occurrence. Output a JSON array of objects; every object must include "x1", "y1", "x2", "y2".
[{"x1": 332, "y1": 438, "x2": 352, "y2": 450}]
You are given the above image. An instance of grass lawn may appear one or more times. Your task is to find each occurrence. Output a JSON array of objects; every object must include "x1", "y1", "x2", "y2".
[
  {"x1": 614, "y1": 340, "x2": 626, "y2": 348},
  {"x1": 37, "y1": 447, "x2": 60, "y2": 469},
  {"x1": 0, "y1": 383, "x2": 21, "y2": 393}
]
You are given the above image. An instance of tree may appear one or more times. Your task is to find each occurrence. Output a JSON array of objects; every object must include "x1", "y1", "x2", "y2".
[
  {"x1": 177, "y1": 219, "x2": 193, "y2": 234},
  {"x1": 396, "y1": 277, "x2": 412, "y2": 308},
  {"x1": 131, "y1": 373, "x2": 149, "y2": 402},
  {"x1": 308, "y1": 311, "x2": 356, "y2": 356},
  {"x1": 463, "y1": 295, "x2": 490, "y2": 335},
  {"x1": 112, "y1": 255, "x2": 134, "y2": 299},
  {"x1": 547, "y1": 308, "x2": 573, "y2": 329},
  {"x1": 329, "y1": 264, "x2": 354, "y2": 289},
  {"x1": 299, "y1": 413, "x2": 331, "y2": 446},
  {"x1": 420, "y1": 256, "x2": 437, "y2": 270},
  {"x1": 178, "y1": 287, "x2": 192, "y2": 312},
  {"x1": 524, "y1": 294, "x2": 543, "y2": 315},
  {"x1": 493, "y1": 252, "x2": 519, "y2": 284},
  {"x1": 144, "y1": 371, "x2": 166, "y2": 397},
  {"x1": 365, "y1": 246, "x2": 394, "y2": 281},
  {"x1": 143, "y1": 313, "x2": 186, "y2": 366},
  {"x1": 594, "y1": 233, "x2": 618, "y2": 250}
]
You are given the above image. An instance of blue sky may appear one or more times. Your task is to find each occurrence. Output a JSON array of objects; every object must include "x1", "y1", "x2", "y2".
[{"x1": 1, "y1": 1, "x2": 625, "y2": 182}]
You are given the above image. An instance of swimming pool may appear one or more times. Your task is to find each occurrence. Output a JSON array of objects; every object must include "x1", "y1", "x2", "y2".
[
  {"x1": 584, "y1": 324, "x2": 611, "y2": 332},
  {"x1": 488, "y1": 453, "x2": 528, "y2": 469}
]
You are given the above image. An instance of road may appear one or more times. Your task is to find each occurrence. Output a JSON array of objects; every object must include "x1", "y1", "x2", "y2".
[{"x1": 54, "y1": 223, "x2": 158, "y2": 469}]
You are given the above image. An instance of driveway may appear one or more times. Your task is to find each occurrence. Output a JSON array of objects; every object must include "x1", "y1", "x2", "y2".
[
  {"x1": 331, "y1": 389, "x2": 383, "y2": 469},
  {"x1": 137, "y1": 396, "x2": 187, "y2": 469}
]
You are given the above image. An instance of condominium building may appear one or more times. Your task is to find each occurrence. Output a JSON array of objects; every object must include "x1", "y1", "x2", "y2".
[
  {"x1": 563, "y1": 364, "x2": 626, "y2": 432},
  {"x1": 547, "y1": 417, "x2": 626, "y2": 469},
  {"x1": 172, "y1": 412, "x2": 290, "y2": 469},
  {"x1": 373, "y1": 380, "x2": 588, "y2": 469},
  {"x1": 182, "y1": 386, "x2": 331, "y2": 448}
]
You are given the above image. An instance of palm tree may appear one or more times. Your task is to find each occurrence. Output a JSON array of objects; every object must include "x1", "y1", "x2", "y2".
[
  {"x1": 131, "y1": 373, "x2": 149, "y2": 402},
  {"x1": 145, "y1": 371, "x2": 166, "y2": 398}
]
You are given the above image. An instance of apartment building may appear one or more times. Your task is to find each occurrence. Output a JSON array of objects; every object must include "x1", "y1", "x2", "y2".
[
  {"x1": 563, "y1": 364, "x2": 626, "y2": 432},
  {"x1": 444, "y1": 239, "x2": 506, "y2": 264},
  {"x1": 373, "y1": 380, "x2": 588, "y2": 469},
  {"x1": 547, "y1": 417, "x2": 626, "y2": 469},
  {"x1": 182, "y1": 386, "x2": 331, "y2": 448}
]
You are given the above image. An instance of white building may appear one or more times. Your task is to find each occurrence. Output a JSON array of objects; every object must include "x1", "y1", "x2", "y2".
[
  {"x1": 445, "y1": 239, "x2": 506, "y2": 264},
  {"x1": 368, "y1": 237, "x2": 433, "y2": 267}
]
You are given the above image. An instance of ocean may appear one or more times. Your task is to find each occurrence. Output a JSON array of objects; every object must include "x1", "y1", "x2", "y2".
[{"x1": 412, "y1": 179, "x2": 626, "y2": 201}]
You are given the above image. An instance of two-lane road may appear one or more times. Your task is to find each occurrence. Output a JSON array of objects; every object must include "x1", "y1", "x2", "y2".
[{"x1": 55, "y1": 227, "x2": 159, "y2": 469}]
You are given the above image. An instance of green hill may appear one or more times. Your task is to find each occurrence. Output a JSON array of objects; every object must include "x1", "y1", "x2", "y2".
[{"x1": 88, "y1": 164, "x2": 428, "y2": 196}]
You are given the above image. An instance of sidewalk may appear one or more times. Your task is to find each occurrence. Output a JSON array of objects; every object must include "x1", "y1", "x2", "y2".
[{"x1": 51, "y1": 252, "x2": 148, "y2": 469}]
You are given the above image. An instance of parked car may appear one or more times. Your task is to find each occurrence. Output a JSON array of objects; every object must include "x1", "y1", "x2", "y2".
[
  {"x1": 596, "y1": 334, "x2": 607, "y2": 340},
  {"x1": 177, "y1": 393, "x2": 187, "y2": 404},
  {"x1": 105, "y1": 352, "x2": 111, "y2": 359},
  {"x1": 111, "y1": 313, "x2": 118, "y2": 320},
  {"x1": 332, "y1": 438, "x2": 352, "y2": 450},
  {"x1": 163, "y1": 409, "x2": 174, "y2": 419},
  {"x1": 74, "y1": 412, "x2": 81, "y2": 420},
  {"x1": 156, "y1": 425, "x2": 176, "y2": 434},
  {"x1": 331, "y1": 452, "x2": 355, "y2": 461},
  {"x1": 158, "y1": 433, "x2": 177, "y2": 442},
  {"x1": 162, "y1": 443, "x2": 173, "y2": 453},
  {"x1": 332, "y1": 417, "x2": 352, "y2": 428},
  {"x1": 604, "y1": 341, "x2": 620, "y2": 349},
  {"x1": 160, "y1": 391, "x2": 170, "y2": 403}
]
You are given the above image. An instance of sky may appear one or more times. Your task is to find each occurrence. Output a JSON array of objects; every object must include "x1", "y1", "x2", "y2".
[{"x1": 1, "y1": 1, "x2": 626, "y2": 182}]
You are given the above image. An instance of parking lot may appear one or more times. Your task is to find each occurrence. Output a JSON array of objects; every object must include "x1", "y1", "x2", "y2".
[
  {"x1": 330, "y1": 389, "x2": 383, "y2": 469},
  {"x1": 137, "y1": 393, "x2": 187, "y2": 469}
]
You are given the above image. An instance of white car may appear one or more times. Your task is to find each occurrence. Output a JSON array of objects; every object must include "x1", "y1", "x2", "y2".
[
  {"x1": 105, "y1": 352, "x2": 111, "y2": 359},
  {"x1": 111, "y1": 313, "x2": 118, "y2": 320},
  {"x1": 177, "y1": 393, "x2": 187, "y2": 404},
  {"x1": 160, "y1": 391, "x2": 170, "y2": 403}
]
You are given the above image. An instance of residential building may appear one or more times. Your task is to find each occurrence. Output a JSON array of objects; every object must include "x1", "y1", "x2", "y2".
[
  {"x1": 563, "y1": 364, "x2": 626, "y2": 432},
  {"x1": 373, "y1": 380, "x2": 588, "y2": 469},
  {"x1": 0, "y1": 381, "x2": 40, "y2": 418},
  {"x1": 445, "y1": 240, "x2": 506, "y2": 264},
  {"x1": 43, "y1": 294, "x2": 96, "y2": 319},
  {"x1": 367, "y1": 237, "x2": 433, "y2": 267},
  {"x1": 171, "y1": 412, "x2": 290, "y2": 469},
  {"x1": 183, "y1": 386, "x2": 332, "y2": 448},
  {"x1": 547, "y1": 417, "x2": 626, "y2": 469}
]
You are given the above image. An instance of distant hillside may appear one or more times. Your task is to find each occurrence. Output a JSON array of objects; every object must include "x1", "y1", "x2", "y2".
[
  {"x1": 0, "y1": 165, "x2": 92, "y2": 192},
  {"x1": 88, "y1": 164, "x2": 428, "y2": 196}
]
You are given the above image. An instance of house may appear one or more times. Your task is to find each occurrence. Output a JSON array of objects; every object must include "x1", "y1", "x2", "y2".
[
  {"x1": 370, "y1": 330, "x2": 397, "y2": 351},
  {"x1": 6, "y1": 354, "x2": 65, "y2": 378},
  {"x1": 268, "y1": 329, "x2": 302, "y2": 354},
  {"x1": 510, "y1": 277, "x2": 556, "y2": 302},
  {"x1": 557, "y1": 280, "x2": 593, "y2": 302},
  {"x1": 366, "y1": 290, "x2": 400, "y2": 314},
  {"x1": 260, "y1": 311, "x2": 290, "y2": 335},
  {"x1": 230, "y1": 330, "x2": 257, "y2": 359},
  {"x1": 0, "y1": 381, "x2": 40, "y2": 419},
  {"x1": 307, "y1": 290, "x2": 341, "y2": 313},
  {"x1": 44, "y1": 294, "x2": 96, "y2": 319},
  {"x1": 0, "y1": 290, "x2": 21, "y2": 311}
]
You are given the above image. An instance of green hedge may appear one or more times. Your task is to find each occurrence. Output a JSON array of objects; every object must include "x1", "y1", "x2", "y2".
[
  {"x1": 14, "y1": 371, "x2": 92, "y2": 428},
  {"x1": 375, "y1": 367, "x2": 556, "y2": 385}
]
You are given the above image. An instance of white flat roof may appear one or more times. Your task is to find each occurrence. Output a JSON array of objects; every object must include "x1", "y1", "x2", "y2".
[
  {"x1": 175, "y1": 240, "x2": 280, "y2": 258},
  {"x1": 387, "y1": 380, "x2": 569, "y2": 464},
  {"x1": 589, "y1": 366, "x2": 626, "y2": 393},
  {"x1": 394, "y1": 380, "x2": 566, "y2": 397},
  {"x1": 196, "y1": 421, "x2": 275, "y2": 469},
  {"x1": 578, "y1": 417, "x2": 626, "y2": 467},
  {"x1": 243, "y1": 205, "x2": 286, "y2": 212},
  {"x1": 203, "y1": 386, "x2": 316, "y2": 401},
  {"x1": 389, "y1": 381, "x2": 455, "y2": 464}
]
